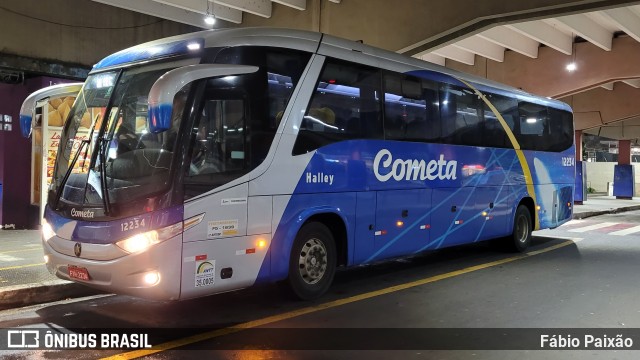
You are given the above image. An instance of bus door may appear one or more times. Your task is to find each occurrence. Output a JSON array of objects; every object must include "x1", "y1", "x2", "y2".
[
  {"x1": 142, "y1": 64, "x2": 262, "y2": 297},
  {"x1": 181, "y1": 96, "x2": 251, "y2": 297},
  {"x1": 374, "y1": 189, "x2": 431, "y2": 259}
]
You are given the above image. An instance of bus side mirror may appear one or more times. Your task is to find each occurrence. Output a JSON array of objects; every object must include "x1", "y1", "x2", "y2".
[
  {"x1": 19, "y1": 83, "x2": 83, "y2": 138},
  {"x1": 147, "y1": 64, "x2": 259, "y2": 134}
]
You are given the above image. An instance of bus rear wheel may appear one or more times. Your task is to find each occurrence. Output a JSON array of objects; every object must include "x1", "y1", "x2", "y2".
[
  {"x1": 288, "y1": 222, "x2": 336, "y2": 300},
  {"x1": 508, "y1": 205, "x2": 532, "y2": 252}
]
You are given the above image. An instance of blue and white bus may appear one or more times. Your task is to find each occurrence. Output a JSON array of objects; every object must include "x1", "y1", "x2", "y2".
[{"x1": 20, "y1": 28, "x2": 574, "y2": 301}]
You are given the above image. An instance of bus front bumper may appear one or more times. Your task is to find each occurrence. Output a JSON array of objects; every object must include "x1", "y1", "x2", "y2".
[{"x1": 42, "y1": 234, "x2": 182, "y2": 301}]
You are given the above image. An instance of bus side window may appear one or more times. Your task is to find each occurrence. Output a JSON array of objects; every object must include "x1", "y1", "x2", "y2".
[
  {"x1": 518, "y1": 101, "x2": 549, "y2": 151},
  {"x1": 422, "y1": 80, "x2": 441, "y2": 142},
  {"x1": 293, "y1": 59, "x2": 383, "y2": 155},
  {"x1": 440, "y1": 84, "x2": 483, "y2": 146},
  {"x1": 184, "y1": 77, "x2": 250, "y2": 197},
  {"x1": 383, "y1": 73, "x2": 439, "y2": 143},
  {"x1": 482, "y1": 93, "x2": 517, "y2": 148},
  {"x1": 547, "y1": 107, "x2": 573, "y2": 152},
  {"x1": 189, "y1": 98, "x2": 245, "y2": 175}
]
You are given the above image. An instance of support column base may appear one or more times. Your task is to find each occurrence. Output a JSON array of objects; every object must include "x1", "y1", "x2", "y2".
[{"x1": 613, "y1": 164, "x2": 635, "y2": 198}]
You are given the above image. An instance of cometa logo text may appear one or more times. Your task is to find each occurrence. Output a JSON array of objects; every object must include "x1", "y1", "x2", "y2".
[
  {"x1": 70, "y1": 208, "x2": 95, "y2": 219},
  {"x1": 373, "y1": 149, "x2": 457, "y2": 182}
]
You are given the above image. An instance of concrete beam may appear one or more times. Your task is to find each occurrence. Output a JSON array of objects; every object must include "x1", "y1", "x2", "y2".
[
  {"x1": 418, "y1": 53, "x2": 446, "y2": 66},
  {"x1": 601, "y1": 82, "x2": 615, "y2": 90},
  {"x1": 0, "y1": 52, "x2": 89, "y2": 80},
  {"x1": 602, "y1": 7, "x2": 640, "y2": 43},
  {"x1": 432, "y1": 45, "x2": 475, "y2": 66},
  {"x1": 446, "y1": 35, "x2": 640, "y2": 99},
  {"x1": 478, "y1": 26, "x2": 539, "y2": 58},
  {"x1": 151, "y1": 0, "x2": 243, "y2": 24},
  {"x1": 272, "y1": 0, "x2": 306, "y2": 11},
  {"x1": 0, "y1": 0, "x2": 199, "y2": 67},
  {"x1": 584, "y1": 118, "x2": 640, "y2": 141},
  {"x1": 507, "y1": 21, "x2": 573, "y2": 55},
  {"x1": 92, "y1": 0, "x2": 212, "y2": 28},
  {"x1": 238, "y1": 0, "x2": 640, "y2": 55},
  {"x1": 214, "y1": 0, "x2": 271, "y2": 18},
  {"x1": 623, "y1": 79, "x2": 640, "y2": 88},
  {"x1": 555, "y1": 13, "x2": 612, "y2": 51},
  {"x1": 395, "y1": 0, "x2": 640, "y2": 56},
  {"x1": 453, "y1": 35, "x2": 505, "y2": 62},
  {"x1": 562, "y1": 84, "x2": 640, "y2": 132}
]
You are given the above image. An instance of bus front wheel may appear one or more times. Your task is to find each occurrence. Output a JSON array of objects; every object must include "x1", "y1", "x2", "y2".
[
  {"x1": 509, "y1": 205, "x2": 532, "y2": 252},
  {"x1": 288, "y1": 222, "x2": 336, "y2": 300}
]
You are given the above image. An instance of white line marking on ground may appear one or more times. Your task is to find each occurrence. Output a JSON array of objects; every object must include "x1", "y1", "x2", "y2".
[
  {"x1": 568, "y1": 222, "x2": 618, "y2": 233},
  {"x1": 0, "y1": 254, "x2": 23, "y2": 262},
  {"x1": 610, "y1": 225, "x2": 640, "y2": 236},
  {"x1": 564, "y1": 220, "x2": 585, "y2": 225}
]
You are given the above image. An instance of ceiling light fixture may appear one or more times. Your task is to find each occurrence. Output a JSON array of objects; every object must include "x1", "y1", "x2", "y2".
[
  {"x1": 566, "y1": 35, "x2": 577, "y2": 72},
  {"x1": 204, "y1": 0, "x2": 216, "y2": 25}
]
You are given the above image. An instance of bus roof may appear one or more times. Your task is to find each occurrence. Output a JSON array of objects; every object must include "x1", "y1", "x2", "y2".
[{"x1": 91, "y1": 27, "x2": 570, "y2": 112}]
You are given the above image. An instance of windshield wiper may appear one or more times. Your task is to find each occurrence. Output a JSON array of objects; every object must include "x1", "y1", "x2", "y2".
[
  {"x1": 97, "y1": 136, "x2": 112, "y2": 215},
  {"x1": 52, "y1": 139, "x2": 90, "y2": 210}
]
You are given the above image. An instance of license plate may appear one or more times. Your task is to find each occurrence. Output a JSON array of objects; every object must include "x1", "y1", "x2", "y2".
[{"x1": 68, "y1": 265, "x2": 90, "y2": 281}]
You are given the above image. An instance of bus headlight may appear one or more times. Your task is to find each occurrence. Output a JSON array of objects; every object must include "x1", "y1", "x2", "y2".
[
  {"x1": 115, "y1": 222, "x2": 182, "y2": 254},
  {"x1": 116, "y1": 231, "x2": 159, "y2": 253},
  {"x1": 42, "y1": 219, "x2": 56, "y2": 242}
]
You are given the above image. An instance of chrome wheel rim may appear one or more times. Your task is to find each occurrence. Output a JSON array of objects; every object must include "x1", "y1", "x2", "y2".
[
  {"x1": 298, "y1": 238, "x2": 328, "y2": 285},
  {"x1": 516, "y1": 215, "x2": 529, "y2": 243}
]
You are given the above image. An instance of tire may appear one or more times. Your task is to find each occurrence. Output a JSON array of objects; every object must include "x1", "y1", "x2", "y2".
[
  {"x1": 288, "y1": 222, "x2": 336, "y2": 300},
  {"x1": 508, "y1": 205, "x2": 532, "y2": 252}
]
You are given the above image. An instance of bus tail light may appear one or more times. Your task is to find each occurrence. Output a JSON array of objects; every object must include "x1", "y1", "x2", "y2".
[{"x1": 116, "y1": 222, "x2": 182, "y2": 254}]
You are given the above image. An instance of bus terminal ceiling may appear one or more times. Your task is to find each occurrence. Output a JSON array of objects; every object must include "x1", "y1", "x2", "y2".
[{"x1": 2, "y1": 0, "x2": 640, "y2": 140}]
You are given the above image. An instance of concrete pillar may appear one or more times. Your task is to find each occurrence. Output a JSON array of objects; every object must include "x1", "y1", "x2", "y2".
[
  {"x1": 574, "y1": 130, "x2": 585, "y2": 204},
  {"x1": 575, "y1": 130, "x2": 582, "y2": 161},
  {"x1": 619, "y1": 140, "x2": 631, "y2": 165},
  {"x1": 614, "y1": 140, "x2": 634, "y2": 199}
]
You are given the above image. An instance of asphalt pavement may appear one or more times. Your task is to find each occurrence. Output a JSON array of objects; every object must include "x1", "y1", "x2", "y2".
[{"x1": 1, "y1": 194, "x2": 640, "y2": 310}]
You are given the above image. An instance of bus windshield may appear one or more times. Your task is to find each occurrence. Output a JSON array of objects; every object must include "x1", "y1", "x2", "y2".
[{"x1": 49, "y1": 65, "x2": 185, "y2": 216}]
